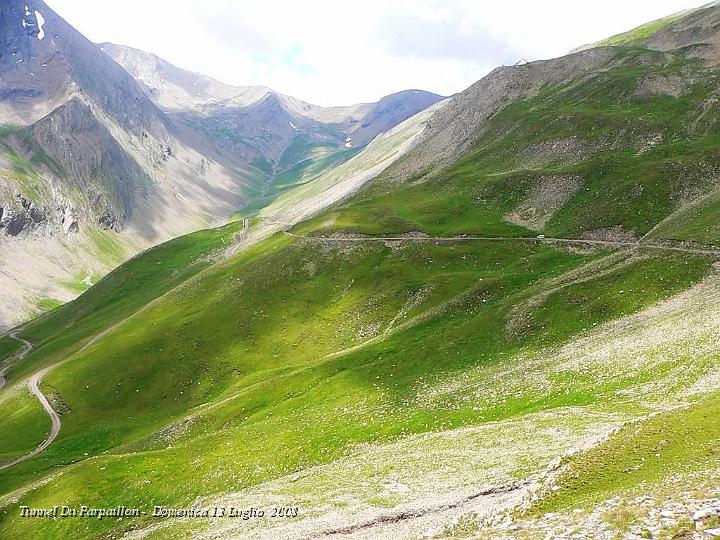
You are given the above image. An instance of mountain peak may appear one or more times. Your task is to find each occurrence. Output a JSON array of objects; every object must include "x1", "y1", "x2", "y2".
[
  {"x1": 100, "y1": 42, "x2": 272, "y2": 111},
  {"x1": 0, "y1": 0, "x2": 50, "y2": 69}
]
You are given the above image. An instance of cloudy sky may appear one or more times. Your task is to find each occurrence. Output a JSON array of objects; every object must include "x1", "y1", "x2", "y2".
[{"x1": 47, "y1": 0, "x2": 709, "y2": 106}]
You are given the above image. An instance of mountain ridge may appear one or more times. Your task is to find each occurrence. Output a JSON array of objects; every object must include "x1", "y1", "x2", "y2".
[{"x1": 0, "y1": 1, "x2": 441, "y2": 329}]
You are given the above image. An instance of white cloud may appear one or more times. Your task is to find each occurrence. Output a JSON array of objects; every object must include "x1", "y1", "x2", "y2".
[{"x1": 46, "y1": 0, "x2": 710, "y2": 106}]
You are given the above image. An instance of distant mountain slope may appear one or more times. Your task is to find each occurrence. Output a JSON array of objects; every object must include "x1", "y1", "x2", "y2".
[
  {"x1": 103, "y1": 43, "x2": 443, "y2": 171},
  {"x1": 97, "y1": 42, "x2": 271, "y2": 111},
  {"x1": 0, "y1": 3, "x2": 441, "y2": 329}
]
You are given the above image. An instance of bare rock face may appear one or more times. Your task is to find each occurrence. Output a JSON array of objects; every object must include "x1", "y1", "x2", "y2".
[
  {"x1": 60, "y1": 205, "x2": 78, "y2": 234},
  {"x1": 0, "y1": 2, "x2": 44, "y2": 70},
  {"x1": 0, "y1": 189, "x2": 84, "y2": 237},
  {"x1": 0, "y1": 194, "x2": 46, "y2": 236},
  {"x1": 30, "y1": 98, "x2": 153, "y2": 231}
]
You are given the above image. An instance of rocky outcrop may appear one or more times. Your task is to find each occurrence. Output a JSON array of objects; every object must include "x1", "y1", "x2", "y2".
[
  {"x1": 61, "y1": 205, "x2": 78, "y2": 234},
  {"x1": 0, "y1": 195, "x2": 46, "y2": 236},
  {"x1": 30, "y1": 98, "x2": 154, "y2": 231},
  {"x1": 0, "y1": 190, "x2": 84, "y2": 237}
]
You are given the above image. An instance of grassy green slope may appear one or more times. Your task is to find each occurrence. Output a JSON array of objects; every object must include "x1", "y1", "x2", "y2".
[
  {"x1": 597, "y1": 13, "x2": 688, "y2": 47},
  {"x1": 0, "y1": 228, "x2": 714, "y2": 538},
  {"x1": 6, "y1": 220, "x2": 245, "y2": 383},
  {"x1": 0, "y1": 390, "x2": 49, "y2": 462},
  {"x1": 0, "y1": 337, "x2": 23, "y2": 363}
]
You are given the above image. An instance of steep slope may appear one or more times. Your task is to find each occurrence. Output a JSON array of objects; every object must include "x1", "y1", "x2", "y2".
[
  {"x1": 98, "y1": 42, "x2": 270, "y2": 111},
  {"x1": 104, "y1": 43, "x2": 443, "y2": 175},
  {"x1": 0, "y1": 0, "x2": 265, "y2": 328},
  {"x1": 5, "y1": 5, "x2": 720, "y2": 540},
  {"x1": 0, "y1": 3, "x2": 441, "y2": 330}
]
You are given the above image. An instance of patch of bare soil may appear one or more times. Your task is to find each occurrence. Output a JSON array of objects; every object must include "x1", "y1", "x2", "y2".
[
  {"x1": 516, "y1": 138, "x2": 599, "y2": 169},
  {"x1": 635, "y1": 74, "x2": 688, "y2": 97},
  {"x1": 582, "y1": 225, "x2": 638, "y2": 243},
  {"x1": 504, "y1": 175, "x2": 584, "y2": 230}
]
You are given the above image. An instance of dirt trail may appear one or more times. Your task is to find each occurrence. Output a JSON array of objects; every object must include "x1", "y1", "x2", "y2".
[
  {"x1": 285, "y1": 232, "x2": 720, "y2": 256},
  {"x1": 0, "y1": 272, "x2": 206, "y2": 471},
  {"x1": 0, "y1": 366, "x2": 61, "y2": 471},
  {"x1": 0, "y1": 325, "x2": 105, "y2": 471},
  {"x1": 0, "y1": 333, "x2": 32, "y2": 391},
  {"x1": 0, "y1": 321, "x2": 127, "y2": 471},
  {"x1": 0, "y1": 333, "x2": 63, "y2": 471}
]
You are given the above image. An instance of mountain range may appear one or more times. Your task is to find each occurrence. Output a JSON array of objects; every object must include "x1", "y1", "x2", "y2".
[
  {"x1": 0, "y1": 0, "x2": 441, "y2": 329},
  {"x1": 3, "y1": 1, "x2": 720, "y2": 539}
]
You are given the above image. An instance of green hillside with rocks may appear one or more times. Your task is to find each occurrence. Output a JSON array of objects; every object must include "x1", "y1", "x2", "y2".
[{"x1": 3, "y1": 4, "x2": 720, "y2": 539}]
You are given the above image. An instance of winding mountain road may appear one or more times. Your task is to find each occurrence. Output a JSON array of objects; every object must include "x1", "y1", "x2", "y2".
[
  {"x1": 285, "y1": 232, "x2": 720, "y2": 257},
  {"x1": 0, "y1": 333, "x2": 32, "y2": 391},
  {"x1": 0, "y1": 285, "x2": 182, "y2": 470},
  {"x1": 0, "y1": 334, "x2": 62, "y2": 471},
  {"x1": 0, "y1": 367, "x2": 61, "y2": 471}
]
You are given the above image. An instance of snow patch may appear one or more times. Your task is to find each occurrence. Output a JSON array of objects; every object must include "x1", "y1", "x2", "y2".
[
  {"x1": 35, "y1": 11, "x2": 45, "y2": 40},
  {"x1": 345, "y1": 136, "x2": 353, "y2": 148},
  {"x1": 25, "y1": 5, "x2": 31, "y2": 16},
  {"x1": 289, "y1": 121, "x2": 299, "y2": 131}
]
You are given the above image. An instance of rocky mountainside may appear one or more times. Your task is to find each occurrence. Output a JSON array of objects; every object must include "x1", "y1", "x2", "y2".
[
  {"x1": 0, "y1": 0, "x2": 261, "y2": 326},
  {"x1": 103, "y1": 43, "x2": 442, "y2": 174},
  {"x1": 0, "y1": 2, "x2": 441, "y2": 329},
  {"x1": 97, "y1": 42, "x2": 271, "y2": 111}
]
